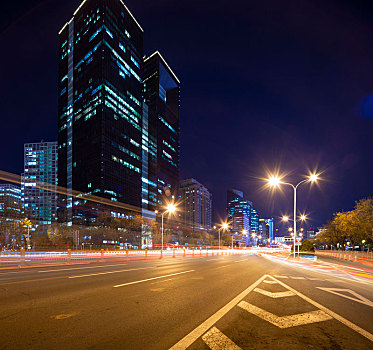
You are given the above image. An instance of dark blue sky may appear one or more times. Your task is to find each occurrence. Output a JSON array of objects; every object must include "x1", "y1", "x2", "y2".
[{"x1": 1, "y1": 0, "x2": 373, "y2": 231}]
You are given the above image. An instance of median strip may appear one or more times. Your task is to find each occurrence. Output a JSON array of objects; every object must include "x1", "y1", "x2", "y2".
[{"x1": 113, "y1": 270, "x2": 195, "y2": 288}]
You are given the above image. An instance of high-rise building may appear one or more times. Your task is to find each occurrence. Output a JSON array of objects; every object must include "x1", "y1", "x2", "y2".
[
  {"x1": 179, "y1": 178, "x2": 212, "y2": 231},
  {"x1": 265, "y1": 218, "x2": 274, "y2": 241},
  {"x1": 0, "y1": 183, "x2": 22, "y2": 221},
  {"x1": 22, "y1": 142, "x2": 58, "y2": 226},
  {"x1": 250, "y1": 207, "x2": 259, "y2": 233},
  {"x1": 227, "y1": 189, "x2": 252, "y2": 230},
  {"x1": 143, "y1": 51, "x2": 180, "y2": 211},
  {"x1": 58, "y1": 0, "x2": 144, "y2": 223}
]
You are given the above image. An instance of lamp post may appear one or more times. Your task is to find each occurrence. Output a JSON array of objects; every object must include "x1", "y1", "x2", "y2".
[
  {"x1": 157, "y1": 203, "x2": 177, "y2": 253},
  {"x1": 219, "y1": 222, "x2": 229, "y2": 249},
  {"x1": 268, "y1": 173, "x2": 318, "y2": 258}
]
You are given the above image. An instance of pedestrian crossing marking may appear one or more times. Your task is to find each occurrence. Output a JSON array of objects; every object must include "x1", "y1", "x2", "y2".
[
  {"x1": 202, "y1": 327, "x2": 242, "y2": 350},
  {"x1": 254, "y1": 287, "x2": 295, "y2": 298},
  {"x1": 238, "y1": 301, "x2": 332, "y2": 328}
]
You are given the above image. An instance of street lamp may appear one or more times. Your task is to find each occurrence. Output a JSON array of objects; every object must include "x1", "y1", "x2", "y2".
[
  {"x1": 268, "y1": 173, "x2": 318, "y2": 258},
  {"x1": 218, "y1": 222, "x2": 229, "y2": 249},
  {"x1": 158, "y1": 203, "x2": 177, "y2": 253}
]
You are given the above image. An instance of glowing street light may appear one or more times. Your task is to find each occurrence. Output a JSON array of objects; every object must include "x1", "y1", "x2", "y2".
[
  {"x1": 282, "y1": 216, "x2": 289, "y2": 222},
  {"x1": 158, "y1": 203, "x2": 177, "y2": 253},
  {"x1": 267, "y1": 172, "x2": 319, "y2": 258},
  {"x1": 218, "y1": 222, "x2": 229, "y2": 249}
]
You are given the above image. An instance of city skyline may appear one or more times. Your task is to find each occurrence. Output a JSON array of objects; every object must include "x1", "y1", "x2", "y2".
[{"x1": 1, "y1": 0, "x2": 373, "y2": 228}]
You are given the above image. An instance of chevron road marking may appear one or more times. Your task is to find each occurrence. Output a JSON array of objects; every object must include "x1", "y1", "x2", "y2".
[
  {"x1": 238, "y1": 300, "x2": 332, "y2": 328},
  {"x1": 316, "y1": 287, "x2": 373, "y2": 308},
  {"x1": 263, "y1": 279, "x2": 278, "y2": 284},
  {"x1": 254, "y1": 287, "x2": 295, "y2": 298},
  {"x1": 169, "y1": 274, "x2": 267, "y2": 349},
  {"x1": 201, "y1": 327, "x2": 242, "y2": 350},
  {"x1": 269, "y1": 275, "x2": 373, "y2": 342}
]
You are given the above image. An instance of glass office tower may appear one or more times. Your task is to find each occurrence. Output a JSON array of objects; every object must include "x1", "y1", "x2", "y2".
[
  {"x1": 58, "y1": 0, "x2": 143, "y2": 223},
  {"x1": 143, "y1": 52, "x2": 180, "y2": 212},
  {"x1": 22, "y1": 142, "x2": 58, "y2": 226}
]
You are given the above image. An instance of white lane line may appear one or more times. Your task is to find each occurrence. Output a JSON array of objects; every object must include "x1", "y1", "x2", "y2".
[
  {"x1": 238, "y1": 301, "x2": 332, "y2": 328},
  {"x1": 263, "y1": 280, "x2": 278, "y2": 284},
  {"x1": 273, "y1": 275, "x2": 288, "y2": 279},
  {"x1": 69, "y1": 267, "x2": 154, "y2": 279},
  {"x1": 0, "y1": 271, "x2": 32, "y2": 275},
  {"x1": 269, "y1": 275, "x2": 373, "y2": 342},
  {"x1": 307, "y1": 277, "x2": 324, "y2": 281},
  {"x1": 39, "y1": 264, "x2": 127, "y2": 273},
  {"x1": 290, "y1": 276, "x2": 305, "y2": 280},
  {"x1": 113, "y1": 270, "x2": 195, "y2": 288},
  {"x1": 254, "y1": 287, "x2": 295, "y2": 298},
  {"x1": 235, "y1": 259, "x2": 247, "y2": 262},
  {"x1": 202, "y1": 327, "x2": 242, "y2": 350},
  {"x1": 169, "y1": 274, "x2": 267, "y2": 350},
  {"x1": 151, "y1": 278, "x2": 174, "y2": 285},
  {"x1": 216, "y1": 265, "x2": 230, "y2": 269}
]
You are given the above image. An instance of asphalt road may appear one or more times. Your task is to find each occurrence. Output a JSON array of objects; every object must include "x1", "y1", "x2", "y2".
[{"x1": 0, "y1": 253, "x2": 372, "y2": 349}]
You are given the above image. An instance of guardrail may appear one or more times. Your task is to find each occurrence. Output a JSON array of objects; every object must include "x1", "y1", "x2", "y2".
[
  {"x1": 315, "y1": 250, "x2": 373, "y2": 266},
  {"x1": 0, "y1": 248, "x2": 249, "y2": 266}
]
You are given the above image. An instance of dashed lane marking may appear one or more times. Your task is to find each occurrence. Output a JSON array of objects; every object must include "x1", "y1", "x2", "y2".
[
  {"x1": 290, "y1": 276, "x2": 305, "y2": 280},
  {"x1": 202, "y1": 327, "x2": 242, "y2": 350},
  {"x1": 254, "y1": 287, "x2": 295, "y2": 298},
  {"x1": 113, "y1": 270, "x2": 195, "y2": 288},
  {"x1": 169, "y1": 275, "x2": 267, "y2": 350},
  {"x1": 238, "y1": 300, "x2": 332, "y2": 328},
  {"x1": 273, "y1": 275, "x2": 288, "y2": 279},
  {"x1": 316, "y1": 287, "x2": 373, "y2": 308},
  {"x1": 69, "y1": 266, "x2": 154, "y2": 279}
]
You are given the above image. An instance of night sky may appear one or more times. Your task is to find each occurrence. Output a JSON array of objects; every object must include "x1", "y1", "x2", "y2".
[{"x1": 1, "y1": 0, "x2": 373, "y2": 232}]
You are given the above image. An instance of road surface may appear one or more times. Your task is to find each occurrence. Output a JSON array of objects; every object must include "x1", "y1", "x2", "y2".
[{"x1": 0, "y1": 252, "x2": 372, "y2": 349}]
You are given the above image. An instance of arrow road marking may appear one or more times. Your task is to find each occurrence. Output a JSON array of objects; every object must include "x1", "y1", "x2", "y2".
[
  {"x1": 254, "y1": 287, "x2": 295, "y2": 298},
  {"x1": 316, "y1": 287, "x2": 373, "y2": 307},
  {"x1": 202, "y1": 327, "x2": 242, "y2": 350},
  {"x1": 238, "y1": 300, "x2": 332, "y2": 328}
]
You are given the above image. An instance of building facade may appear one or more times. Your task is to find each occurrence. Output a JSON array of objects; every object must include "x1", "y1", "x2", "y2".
[
  {"x1": 143, "y1": 51, "x2": 180, "y2": 212},
  {"x1": 179, "y1": 178, "x2": 212, "y2": 231},
  {"x1": 22, "y1": 142, "x2": 58, "y2": 226},
  {"x1": 58, "y1": 0, "x2": 144, "y2": 223},
  {"x1": 0, "y1": 184, "x2": 22, "y2": 221}
]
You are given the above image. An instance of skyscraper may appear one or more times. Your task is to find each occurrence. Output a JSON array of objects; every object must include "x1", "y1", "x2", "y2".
[
  {"x1": 58, "y1": 0, "x2": 144, "y2": 222},
  {"x1": 179, "y1": 178, "x2": 212, "y2": 231},
  {"x1": 143, "y1": 51, "x2": 180, "y2": 211},
  {"x1": 22, "y1": 142, "x2": 58, "y2": 226}
]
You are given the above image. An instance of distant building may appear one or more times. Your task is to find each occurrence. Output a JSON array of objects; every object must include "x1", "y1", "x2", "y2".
[
  {"x1": 250, "y1": 208, "x2": 259, "y2": 234},
  {"x1": 259, "y1": 219, "x2": 269, "y2": 241},
  {"x1": 227, "y1": 189, "x2": 255, "y2": 246},
  {"x1": 265, "y1": 218, "x2": 274, "y2": 241},
  {"x1": 179, "y1": 178, "x2": 212, "y2": 231},
  {"x1": 0, "y1": 183, "x2": 22, "y2": 221},
  {"x1": 22, "y1": 141, "x2": 58, "y2": 226}
]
